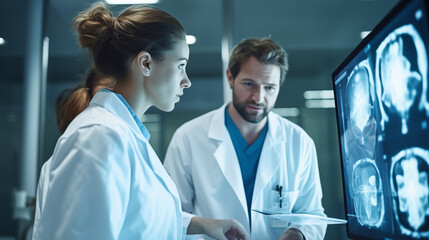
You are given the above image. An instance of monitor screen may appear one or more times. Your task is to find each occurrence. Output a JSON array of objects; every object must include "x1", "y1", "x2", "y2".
[{"x1": 332, "y1": 0, "x2": 429, "y2": 239}]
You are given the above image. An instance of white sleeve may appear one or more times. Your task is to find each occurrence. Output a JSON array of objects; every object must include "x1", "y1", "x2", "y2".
[
  {"x1": 33, "y1": 126, "x2": 131, "y2": 240},
  {"x1": 181, "y1": 211, "x2": 196, "y2": 239},
  {"x1": 288, "y1": 139, "x2": 327, "y2": 240},
  {"x1": 164, "y1": 129, "x2": 195, "y2": 213},
  {"x1": 33, "y1": 158, "x2": 51, "y2": 240}
]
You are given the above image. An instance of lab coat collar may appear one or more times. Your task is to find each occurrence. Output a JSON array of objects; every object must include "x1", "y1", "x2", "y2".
[
  {"x1": 90, "y1": 91, "x2": 147, "y2": 142},
  {"x1": 207, "y1": 102, "x2": 229, "y2": 141},
  {"x1": 266, "y1": 111, "x2": 286, "y2": 143},
  {"x1": 102, "y1": 89, "x2": 150, "y2": 141}
]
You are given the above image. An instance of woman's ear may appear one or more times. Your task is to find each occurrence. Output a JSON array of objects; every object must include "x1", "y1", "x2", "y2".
[{"x1": 137, "y1": 51, "x2": 152, "y2": 77}]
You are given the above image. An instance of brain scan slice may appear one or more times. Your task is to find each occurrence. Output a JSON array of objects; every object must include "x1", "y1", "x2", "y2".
[
  {"x1": 352, "y1": 159, "x2": 385, "y2": 227},
  {"x1": 376, "y1": 24, "x2": 428, "y2": 135},
  {"x1": 391, "y1": 147, "x2": 429, "y2": 238},
  {"x1": 344, "y1": 60, "x2": 377, "y2": 161},
  {"x1": 347, "y1": 65, "x2": 374, "y2": 142},
  {"x1": 380, "y1": 36, "x2": 421, "y2": 134}
]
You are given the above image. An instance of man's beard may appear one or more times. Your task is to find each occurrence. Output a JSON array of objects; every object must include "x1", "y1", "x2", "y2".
[{"x1": 232, "y1": 92, "x2": 270, "y2": 124}]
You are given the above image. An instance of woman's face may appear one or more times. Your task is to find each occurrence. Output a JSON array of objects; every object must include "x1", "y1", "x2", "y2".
[{"x1": 145, "y1": 40, "x2": 191, "y2": 112}]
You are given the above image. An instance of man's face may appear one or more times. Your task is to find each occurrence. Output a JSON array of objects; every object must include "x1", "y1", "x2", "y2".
[{"x1": 228, "y1": 56, "x2": 281, "y2": 123}]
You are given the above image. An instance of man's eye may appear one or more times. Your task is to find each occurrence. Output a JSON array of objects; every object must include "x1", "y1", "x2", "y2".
[
  {"x1": 266, "y1": 86, "x2": 276, "y2": 91},
  {"x1": 243, "y1": 82, "x2": 254, "y2": 87}
]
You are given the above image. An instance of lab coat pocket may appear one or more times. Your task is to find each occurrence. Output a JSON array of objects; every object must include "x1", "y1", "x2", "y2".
[
  {"x1": 266, "y1": 190, "x2": 299, "y2": 229},
  {"x1": 269, "y1": 190, "x2": 299, "y2": 213}
]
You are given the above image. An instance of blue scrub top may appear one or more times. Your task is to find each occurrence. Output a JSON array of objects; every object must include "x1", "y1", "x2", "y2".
[
  {"x1": 225, "y1": 106, "x2": 268, "y2": 223},
  {"x1": 102, "y1": 89, "x2": 150, "y2": 141}
]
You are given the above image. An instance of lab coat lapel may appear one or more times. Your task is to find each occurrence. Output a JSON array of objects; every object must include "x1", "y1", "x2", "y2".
[
  {"x1": 208, "y1": 104, "x2": 249, "y2": 220},
  {"x1": 144, "y1": 141, "x2": 181, "y2": 200},
  {"x1": 252, "y1": 112, "x2": 286, "y2": 203}
]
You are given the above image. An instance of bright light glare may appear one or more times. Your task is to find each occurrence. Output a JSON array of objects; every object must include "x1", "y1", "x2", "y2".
[
  {"x1": 303, "y1": 90, "x2": 334, "y2": 100},
  {"x1": 0, "y1": 37, "x2": 6, "y2": 45},
  {"x1": 186, "y1": 35, "x2": 196, "y2": 45},
  {"x1": 105, "y1": 0, "x2": 158, "y2": 4},
  {"x1": 273, "y1": 108, "x2": 300, "y2": 117},
  {"x1": 305, "y1": 99, "x2": 336, "y2": 108},
  {"x1": 361, "y1": 31, "x2": 371, "y2": 39}
]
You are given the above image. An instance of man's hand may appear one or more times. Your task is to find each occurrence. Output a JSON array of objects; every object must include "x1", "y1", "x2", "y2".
[
  {"x1": 188, "y1": 217, "x2": 249, "y2": 240},
  {"x1": 279, "y1": 227, "x2": 305, "y2": 240}
]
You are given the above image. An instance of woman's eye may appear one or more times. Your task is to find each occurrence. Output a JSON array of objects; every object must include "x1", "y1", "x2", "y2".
[{"x1": 179, "y1": 64, "x2": 186, "y2": 70}]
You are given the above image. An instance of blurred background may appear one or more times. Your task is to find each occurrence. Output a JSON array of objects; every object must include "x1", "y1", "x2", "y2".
[{"x1": 0, "y1": 0, "x2": 399, "y2": 239}]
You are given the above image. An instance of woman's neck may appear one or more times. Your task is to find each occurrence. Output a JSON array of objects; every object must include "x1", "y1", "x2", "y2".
[{"x1": 114, "y1": 74, "x2": 151, "y2": 118}]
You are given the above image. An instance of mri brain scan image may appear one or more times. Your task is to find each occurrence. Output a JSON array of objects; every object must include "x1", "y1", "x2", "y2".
[
  {"x1": 347, "y1": 62, "x2": 375, "y2": 144},
  {"x1": 352, "y1": 158, "x2": 385, "y2": 227},
  {"x1": 343, "y1": 60, "x2": 377, "y2": 163},
  {"x1": 380, "y1": 37, "x2": 421, "y2": 134},
  {"x1": 391, "y1": 147, "x2": 429, "y2": 238},
  {"x1": 376, "y1": 24, "x2": 428, "y2": 135},
  {"x1": 334, "y1": 2, "x2": 429, "y2": 239}
]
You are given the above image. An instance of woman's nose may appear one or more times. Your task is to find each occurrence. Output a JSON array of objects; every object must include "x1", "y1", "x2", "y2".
[{"x1": 181, "y1": 74, "x2": 191, "y2": 88}]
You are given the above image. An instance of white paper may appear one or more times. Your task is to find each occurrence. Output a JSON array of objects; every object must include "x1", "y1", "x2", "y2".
[{"x1": 252, "y1": 209, "x2": 347, "y2": 225}]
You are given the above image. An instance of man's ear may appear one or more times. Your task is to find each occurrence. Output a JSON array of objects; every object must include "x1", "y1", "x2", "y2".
[
  {"x1": 137, "y1": 51, "x2": 152, "y2": 77},
  {"x1": 226, "y1": 68, "x2": 234, "y2": 89}
]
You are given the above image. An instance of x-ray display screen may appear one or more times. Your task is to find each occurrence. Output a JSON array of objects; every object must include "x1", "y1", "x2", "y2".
[{"x1": 333, "y1": 0, "x2": 429, "y2": 239}]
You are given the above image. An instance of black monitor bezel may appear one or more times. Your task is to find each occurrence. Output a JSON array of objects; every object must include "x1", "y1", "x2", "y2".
[{"x1": 331, "y1": 0, "x2": 429, "y2": 239}]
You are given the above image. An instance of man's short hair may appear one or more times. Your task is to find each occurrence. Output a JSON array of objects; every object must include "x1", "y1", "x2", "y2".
[{"x1": 228, "y1": 38, "x2": 288, "y2": 85}]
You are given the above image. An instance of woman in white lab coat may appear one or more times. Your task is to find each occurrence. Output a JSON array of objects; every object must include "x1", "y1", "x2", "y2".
[{"x1": 32, "y1": 3, "x2": 248, "y2": 240}]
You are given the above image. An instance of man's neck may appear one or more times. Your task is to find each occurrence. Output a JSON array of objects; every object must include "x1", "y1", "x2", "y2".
[{"x1": 227, "y1": 104, "x2": 267, "y2": 145}]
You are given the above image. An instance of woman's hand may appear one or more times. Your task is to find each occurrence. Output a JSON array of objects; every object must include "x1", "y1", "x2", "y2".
[{"x1": 187, "y1": 217, "x2": 249, "y2": 240}]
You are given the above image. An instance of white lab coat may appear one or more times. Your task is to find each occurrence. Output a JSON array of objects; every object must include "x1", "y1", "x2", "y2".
[
  {"x1": 164, "y1": 104, "x2": 326, "y2": 240},
  {"x1": 33, "y1": 91, "x2": 193, "y2": 240}
]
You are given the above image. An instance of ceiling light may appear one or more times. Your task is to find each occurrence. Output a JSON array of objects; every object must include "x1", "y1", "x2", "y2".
[
  {"x1": 303, "y1": 90, "x2": 334, "y2": 100},
  {"x1": 104, "y1": 0, "x2": 158, "y2": 4},
  {"x1": 360, "y1": 31, "x2": 371, "y2": 39},
  {"x1": 186, "y1": 35, "x2": 196, "y2": 45},
  {"x1": 0, "y1": 37, "x2": 6, "y2": 45}
]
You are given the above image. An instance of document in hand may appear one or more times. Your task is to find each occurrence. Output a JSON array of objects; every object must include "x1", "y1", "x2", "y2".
[{"x1": 252, "y1": 209, "x2": 347, "y2": 225}]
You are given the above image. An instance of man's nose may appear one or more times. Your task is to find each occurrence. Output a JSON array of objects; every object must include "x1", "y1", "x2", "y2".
[{"x1": 252, "y1": 86, "x2": 264, "y2": 104}]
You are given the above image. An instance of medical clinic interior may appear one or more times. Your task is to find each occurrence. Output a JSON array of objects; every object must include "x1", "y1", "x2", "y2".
[{"x1": 6, "y1": 0, "x2": 428, "y2": 239}]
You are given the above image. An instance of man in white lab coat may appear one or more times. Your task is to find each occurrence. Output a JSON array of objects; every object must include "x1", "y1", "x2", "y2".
[{"x1": 164, "y1": 38, "x2": 326, "y2": 240}]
